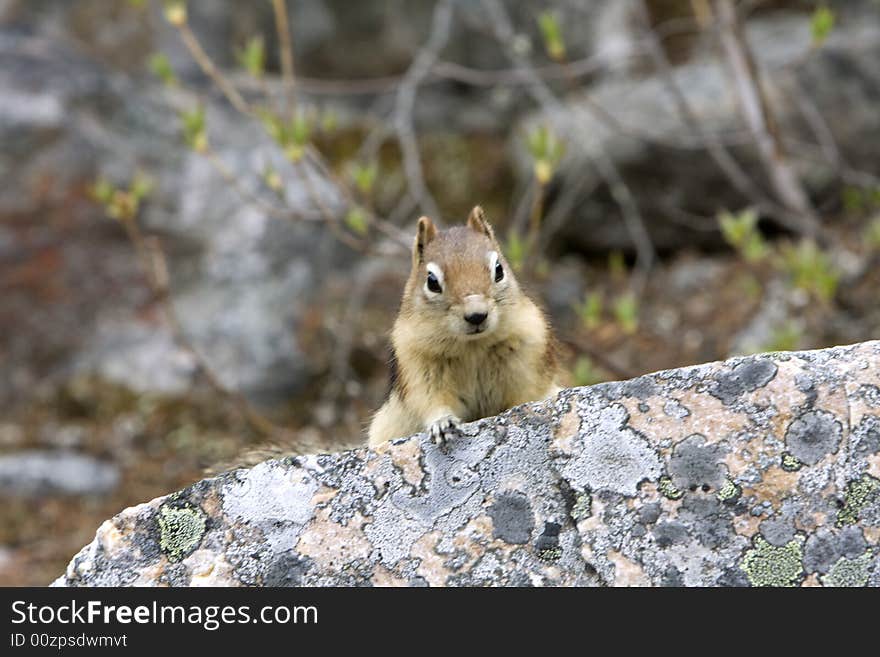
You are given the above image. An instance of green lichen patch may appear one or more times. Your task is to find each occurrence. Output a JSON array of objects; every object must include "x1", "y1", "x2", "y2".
[
  {"x1": 658, "y1": 476, "x2": 683, "y2": 500},
  {"x1": 157, "y1": 503, "x2": 207, "y2": 562},
  {"x1": 820, "y1": 553, "x2": 872, "y2": 587},
  {"x1": 837, "y1": 474, "x2": 880, "y2": 527},
  {"x1": 571, "y1": 492, "x2": 592, "y2": 521},
  {"x1": 538, "y1": 546, "x2": 562, "y2": 562},
  {"x1": 740, "y1": 536, "x2": 805, "y2": 587},
  {"x1": 716, "y1": 478, "x2": 741, "y2": 503},
  {"x1": 781, "y1": 453, "x2": 802, "y2": 472}
]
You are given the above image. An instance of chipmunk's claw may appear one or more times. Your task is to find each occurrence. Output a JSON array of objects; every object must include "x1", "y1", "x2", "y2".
[{"x1": 428, "y1": 415, "x2": 461, "y2": 447}]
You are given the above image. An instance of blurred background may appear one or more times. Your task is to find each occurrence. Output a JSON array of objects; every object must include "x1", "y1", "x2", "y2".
[{"x1": 1, "y1": 0, "x2": 879, "y2": 585}]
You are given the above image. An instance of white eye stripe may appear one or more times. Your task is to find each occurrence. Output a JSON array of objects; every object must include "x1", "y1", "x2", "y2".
[
  {"x1": 426, "y1": 262, "x2": 444, "y2": 285},
  {"x1": 425, "y1": 262, "x2": 444, "y2": 295},
  {"x1": 488, "y1": 251, "x2": 499, "y2": 272}
]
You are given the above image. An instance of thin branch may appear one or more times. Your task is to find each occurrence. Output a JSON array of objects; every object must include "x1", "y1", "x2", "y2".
[
  {"x1": 634, "y1": 0, "x2": 789, "y2": 223},
  {"x1": 392, "y1": 0, "x2": 454, "y2": 222},
  {"x1": 271, "y1": 0, "x2": 297, "y2": 116},
  {"x1": 712, "y1": 0, "x2": 822, "y2": 239},
  {"x1": 480, "y1": 0, "x2": 655, "y2": 291},
  {"x1": 119, "y1": 214, "x2": 286, "y2": 441},
  {"x1": 177, "y1": 22, "x2": 253, "y2": 116}
]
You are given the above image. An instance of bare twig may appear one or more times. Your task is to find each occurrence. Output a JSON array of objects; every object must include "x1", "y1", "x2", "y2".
[
  {"x1": 119, "y1": 214, "x2": 285, "y2": 440},
  {"x1": 170, "y1": 10, "x2": 411, "y2": 255},
  {"x1": 480, "y1": 0, "x2": 655, "y2": 291},
  {"x1": 177, "y1": 22, "x2": 253, "y2": 116},
  {"x1": 634, "y1": 0, "x2": 792, "y2": 226},
  {"x1": 392, "y1": 0, "x2": 454, "y2": 222},
  {"x1": 271, "y1": 0, "x2": 297, "y2": 116},
  {"x1": 712, "y1": 0, "x2": 822, "y2": 239}
]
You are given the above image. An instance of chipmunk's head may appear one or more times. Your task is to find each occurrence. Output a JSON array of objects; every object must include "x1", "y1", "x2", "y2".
[{"x1": 406, "y1": 206, "x2": 519, "y2": 341}]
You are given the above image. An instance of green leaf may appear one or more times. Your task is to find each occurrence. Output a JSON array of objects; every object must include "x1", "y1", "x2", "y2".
[
  {"x1": 236, "y1": 36, "x2": 266, "y2": 79},
  {"x1": 608, "y1": 250, "x2": 626, "y2": 279},
  {"x1": 612, "y1": 292, "x2": 638, "y2": 335},
  {"x1": 163, "y1": 0, "x2": 187, "y2": 26},
  {"x1": 349, "y1": 162, "x2": 378, "y2": 196},
  {"x1": 148, "y1": 53, "x2": 178, "y2": 87},
  {"x1": 572, "y1": 357, "x2": 603, "y2": 387},
  {"x1": 505, "y1": 230, "x2": 527, "y2": 272},
  {"x1": 90, "y1": 178, "x2": 115, "y2": 205},
  {"x1": 811, "y1": 5, "x2": 835, "y2": 47},
  {"x1": 575, "y1": 291, "x2": 603, "y2": 330},
  {"x1": 537, "y1": 11, "x2": 566, "y2": 61},
  {"x1": 320, "y1": 109, "x2": 338, "y2": 134},
  {"x1": 345, "y1": 207, "x2": 369, "y2": 236},
  {"x1": 130, "y1": 173, "x2": 154, "y2": 202},
  {"x1": 719, "y1": 208, "x2": 767, "y2": 263},
  {"x1": 778, "y1": 239, "x2": 839, "y2": 303},
  {"x1": 180, "y1": 105, "x2": 207, "y2": 152},
  {"x1": 263, "y1": 166, "x2": 283, "y2": 193},
  {"x1": 865, "y1": 217, "x2": 880, "y2": 250},
  {"x1": 291, "y1": 112, "x2": 312, "y2": 146},
  {"x1": 842, "y1": 186, "x2": 864, "y2": 214},
  {"x1": 763, "y1": 322, "x2": 802, "y2": 353}
]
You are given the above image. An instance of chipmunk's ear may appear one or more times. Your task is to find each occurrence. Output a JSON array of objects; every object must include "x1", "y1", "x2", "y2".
[
  {"x1": 413, "y1": 216, "x2": 437, "y2": 266},
  {"x1": 467, "y1": 205, "x2": 495, "y2": 242}
]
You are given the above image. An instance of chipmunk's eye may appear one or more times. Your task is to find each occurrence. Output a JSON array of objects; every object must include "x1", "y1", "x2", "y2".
[
  {"x1": 426, "y1": 271, "x2": 442, "y2": 294},
  {"x1": 494, "y1": 260, "x2": 504, "y2": 282}
]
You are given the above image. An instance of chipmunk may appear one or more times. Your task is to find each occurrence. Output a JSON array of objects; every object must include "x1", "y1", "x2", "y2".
[{"x1": 367, "y1": 206, "x2": 560, "y2": 447}]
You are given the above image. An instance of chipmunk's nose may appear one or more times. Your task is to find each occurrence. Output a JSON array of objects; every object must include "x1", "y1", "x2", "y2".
[
  {"x1": 462, "y1": 295, "x2": 489, "y2": 326},
  {"x1": 464, "y1": 311, "x2": 488, "y2": 326}
]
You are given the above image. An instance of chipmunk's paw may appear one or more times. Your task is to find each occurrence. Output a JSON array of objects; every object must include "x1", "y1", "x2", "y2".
[{"x1": 428, "y1": 414, "x2": 461, "y2": 446}]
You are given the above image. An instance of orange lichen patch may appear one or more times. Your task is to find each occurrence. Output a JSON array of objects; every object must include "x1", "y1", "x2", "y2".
[
  {"x1": 199, "y1": 488, "x2": 223, "y2": 518},
  {"x1": 412, "y1": 530, "x2": 450, "y2": 587},
  {"x1": 578, "y1": 497, "x2": 606, "y2": 533},
  {"x1": 740, "y1": 466, "x2": 799, "y2": 509},
  {"x1": 846, "y1": 379, "x2": 879, "y2": 428},
  {"x1": 839, "y1": 345, "x2": 880, "y2": 383},
  {"x1": 309, "y1": 485, "x2": 338, "y2": 506},
  {"x1": 607, "y1": 550, "x2": 651, "y2": 586},
  {"x1": 552, "y1": 406, "x2": 580, "y2": 453},
  {"x1": 862, "y1": 526, "x2": 880, "y2": 544},
  {"x1": 96, "y1": 520, "x2": 125, "y2": 554},
  {"x1": 803, "y1": 573, "x2": 822, "y2": 587},
  {"x1": 638, "y1": 483, "x2": 662, "y2": 507},
  {"x1": 295, "y1": 507, "x2": 371, "y2": 569},
  {"x1": 187, "y1": 550, "x2": 235, "y2": 586},
  {"x1": 578, "y1": 538, "x2": 595, "y2": 561},
  {"x1": 453, "y1": 515, "x2": 495, "y2": 561},
  {"x1": 361, "y1": 453, "x2": 394, "y2": 492},
  {"x1": 658, "y1": 495, "x2": 684, "y2": 518},
  {"x1": 867, "y1": 454, "x2": 880, "y2": 480},
  {"x1": 752, "y1": 360, "x2": 805, "y2": 410},
  {"x1": 733, "y1": 513, "x2": 761, "y2": 537},
  {"x1": 723, "y1": 447, "x2": 758, "y2": 485},
  {"x1": 371, "y1": 564, "x2": 408, "y2": 587},
  {"x1": 792, "y1": 511, "x2": 823, "y2": 534},
  {"x1": 131, "y1": 562, "x2": 167, "y2": 586},
  {"x1": 625, "y1": 392, "x2": 750, "y2": 447},
  {"x1": 387, "y1": 438, "x2": 425, "y2": 488}
]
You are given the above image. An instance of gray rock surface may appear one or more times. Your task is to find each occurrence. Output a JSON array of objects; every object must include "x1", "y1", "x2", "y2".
[
  {"x1": 55, "y1": 340, "x2": 880, "y2": 586},
  {"x1": 519, "y1": 9, "x2": 880, "y2": 252}
]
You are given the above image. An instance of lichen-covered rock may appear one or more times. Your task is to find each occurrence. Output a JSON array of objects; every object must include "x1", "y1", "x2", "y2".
[{"x1": 55, "y1": 341, "x2": 880, "y2": 587}]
